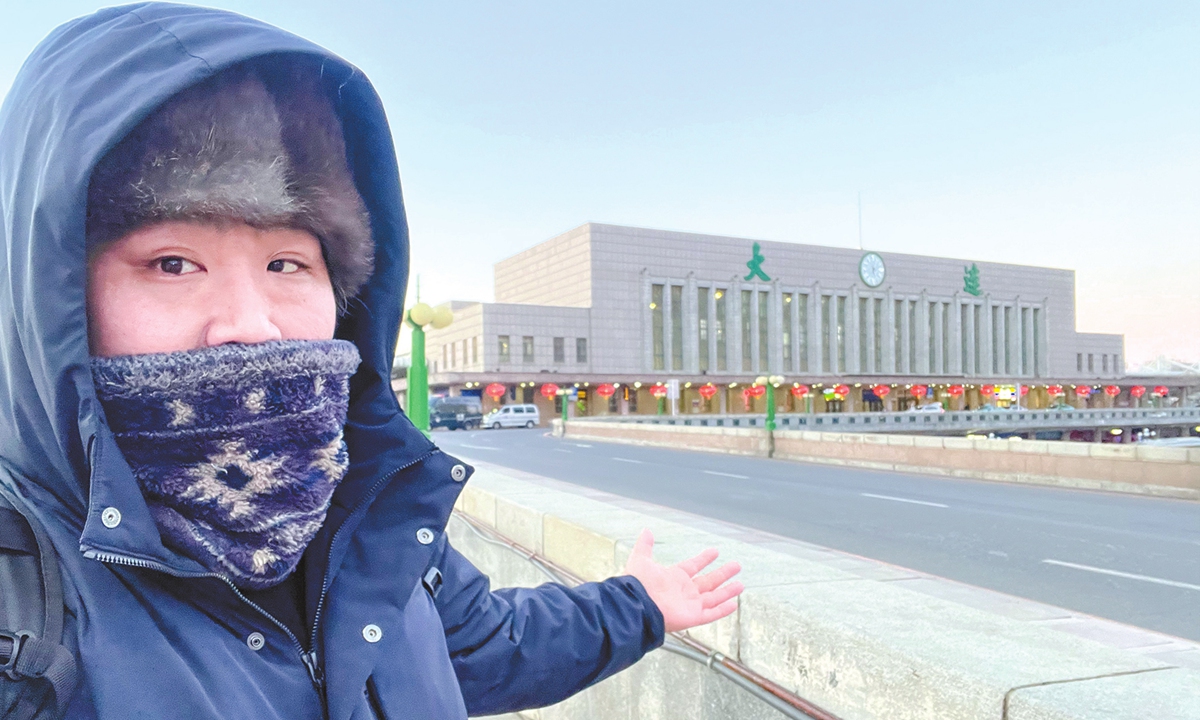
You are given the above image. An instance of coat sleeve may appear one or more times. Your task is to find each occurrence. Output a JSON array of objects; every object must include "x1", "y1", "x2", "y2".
[{"x1": 430, "y1": 537, "x2": 665, "y2": 715}]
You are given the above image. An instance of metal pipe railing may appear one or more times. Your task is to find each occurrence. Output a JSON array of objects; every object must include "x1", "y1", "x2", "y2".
[{"x1": 451, "y1": 510, "x2": 844, "y2": 720}]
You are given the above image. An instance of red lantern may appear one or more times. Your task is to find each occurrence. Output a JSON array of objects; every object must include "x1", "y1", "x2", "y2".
[
  {"x1": 1020, "y1": 385, "x2": 1029, "y2": 396},
  {"x1": 1130, "y1": 385, "x2": 1146, "y2": 398},
  {"x1": 834, "y1": 384, "x2": 850, "y2": 397},
  {"x1": 485, "y1": 382, "x2": 507, "y2": 400},
  {"x1": 1153, "y1": 385, "x2": 1169, "y2": 397},
  {"x1": 649, "y1": 384, "x2": 668, "y2": 399},
  {"x1": 749, "y1": 384, "x2": 766, "y2": 398},
  {"x1": 1074, "y1": 385, "x2": 1092, "y2": 398},
  {"x1": 698, "y1": 383, "x2": 718, "y2": 400},
  {"x1": 595, "y1": 383, "x2": 616, "y2": 398},
  {"x1": 1103, "y1": 385, "x2": 1120, "y2": 397},
  {"x1": 790, "y1": 384, "x2": 810, "y2": 398},
  {"x1": 872, "y1": 384, "x2": 890, "y2": 397},
  {"x1": 948, "y1": 384, "x2": 964, "y2": 397},
  {"x1": 981, "y1": 384, "x2": 995, "y2": 396},
  {"x1": 910, "y1": 384, "x2": 928, "y2": 397},
  {"x1": 539, "y1": 383, "x2": 559, "y2": 400},
  {"x1": 1046, "y1": 384, "x2": 1063, "y2": 396}
]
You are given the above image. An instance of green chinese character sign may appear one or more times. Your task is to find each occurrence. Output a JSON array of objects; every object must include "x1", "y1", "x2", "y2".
[
  {"x1": 963, "y1": 263, "x2": 981, "y2": 296},
  {"x1": 744, "y1": 242, "x2": 770, "y2": 281}
]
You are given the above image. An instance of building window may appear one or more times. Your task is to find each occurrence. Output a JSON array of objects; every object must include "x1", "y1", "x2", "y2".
[
  {"x1": 859, "y1": 297, "x2": 869, "y2": 372},
  {"x1": 553, "y1": 337, "x2": 565, "y2": 363},
  {"x1": 1102, "y1": 353, "x2": 1109, "y2": 374},
  {"x1": 651, "y1": 284, "x2": 665, "y2": 370},
  {"x1": 757, "y1": 290, "x2": 769, "y2": 373},
  {"x1": 797, "y1": 294, "x2": 809, "y2": 373},
  {"x1": 928, "y1": 302, "x2": 937, "y2": 374},
  {"x1": 941, "y1": 302, "x2": 950, "y2": 375},
  {"x1": 742, "y1": 289, "x2": 753, "y2": 372},
  {"x1": 1004, "y1": 306, "x2": 1013, "y2": 374},
  {"x1": 715, "y1": 289, "x2": 728, "y2": 371},
  {"x1": 974, "y1": 305, "x2": 982, "y2": 374},
  {"x1": 698, "y1": 287, "x2": 710, "y2": 373},
  {"x1": 961, "y1": 304, "x2": 970, "y2": 374},
  {"x1": 1032, "y1": 308, "x2": 1041, "y2": 376},
  {"x1": 522, "y1": 336, "x2": 534, "y2": 363},
  {"x1": 671, "y1": 284, "x2": 684, "y2": 371},
  {"x1": 894, "y1": 299, "x2": 903, "y2": 373},
  {"x1": 1021, "y1": 307, "x2": 1031, "y2": 376},
  {"x1": 1088, "y1": 353, "x2": 1094, "y2": 373},
  {"x1": 443, "y1": 344, "x2": 448, "y2": 368},
  {"x1": 782, "y1": 294, "x2": 793, "y2": 372},
  {"x1": 821, "y1": 295, "x2": 831, "y2": 373},
  {"x1": 498, "y1": 335, "x2": 510, "y2": 363},
  {"x1": 993, "y1": 306, "x2": 1002, "y2": 374},
  {"x1": 908, "y1": 300, "x2": 917, "y2": 373},
  {"x1": 836, "y1": 296, "x2": 846, "y2": 374},
  {"x1": 873, "y1": 298, "x2": 883, "y2": 373},
  {"x1": 1077, "y1": 353, "x2": 1083, "y2": 372}
]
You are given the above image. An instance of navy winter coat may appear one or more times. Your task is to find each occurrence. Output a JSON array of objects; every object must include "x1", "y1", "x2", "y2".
[{"x1": 0, "y1": 4, "x2": 663, "y2": 718}]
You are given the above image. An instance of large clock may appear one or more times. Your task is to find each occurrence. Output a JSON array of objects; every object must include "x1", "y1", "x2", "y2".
[{"x1": 859, "y1": 251, "x2": 886, "y2": 287}]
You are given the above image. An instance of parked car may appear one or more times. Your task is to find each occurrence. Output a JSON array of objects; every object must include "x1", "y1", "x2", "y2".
[
  {"x1": 429, "y1": 396, "x2": 483, "y2": 430},
  {"x1": 483, "y1": 404, "x2": 541, "y2": 429}
]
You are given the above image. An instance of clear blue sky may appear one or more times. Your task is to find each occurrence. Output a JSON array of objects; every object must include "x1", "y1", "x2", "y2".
[{"x1": 4, "y1": 2, "x2": 1198, "y2": 363}]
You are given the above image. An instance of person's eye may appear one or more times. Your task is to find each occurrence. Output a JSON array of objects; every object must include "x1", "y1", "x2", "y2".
[
  {"x1": 157, "y1": 257, "x2": 200, "y2": 275},
  {"x1": 267, "y1": 259, "x2": 305, "y2": 274}
]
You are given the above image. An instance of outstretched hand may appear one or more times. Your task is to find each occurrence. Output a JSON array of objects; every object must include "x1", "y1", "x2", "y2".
[{"x1": 623, "y1": 529, "x2": 743, "y2": 633}]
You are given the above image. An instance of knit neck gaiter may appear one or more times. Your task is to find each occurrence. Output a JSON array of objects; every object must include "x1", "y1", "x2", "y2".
[{"x1": 91, "y1": 339, "x2": 361, "y2": 589}]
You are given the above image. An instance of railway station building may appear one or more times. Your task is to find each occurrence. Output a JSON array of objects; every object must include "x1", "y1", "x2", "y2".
[{"x1": 398, "y1": 223, "x2": 1179, "y2": 421}]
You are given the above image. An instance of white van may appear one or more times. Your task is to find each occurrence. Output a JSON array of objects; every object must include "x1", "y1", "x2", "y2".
[{"x1": 483, "y1": 404, "x2": 541, "y2": 429}]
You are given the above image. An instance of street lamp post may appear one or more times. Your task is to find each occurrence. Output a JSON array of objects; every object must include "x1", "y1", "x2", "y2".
[
  {"x1": 404, "y1": 302, "x2": 453, "y2": 435},
  {"x1": 756, "y1": 375, "x2": 785, "y2": 432}
]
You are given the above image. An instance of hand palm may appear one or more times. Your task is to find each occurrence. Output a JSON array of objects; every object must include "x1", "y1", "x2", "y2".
[{"x1": 623, "y1": 529, "x2": 743, "y2": 633}]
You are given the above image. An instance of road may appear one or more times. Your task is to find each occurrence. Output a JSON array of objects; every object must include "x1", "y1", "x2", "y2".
[{"x1": 434, "y1": 428, "x2": 1200, "y2": 642}]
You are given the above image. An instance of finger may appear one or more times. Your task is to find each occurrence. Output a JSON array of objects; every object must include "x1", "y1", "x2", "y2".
[
  {"x1": 695, "y1": 561, "x2": 741, "y2": 593},
  {"x1": 676, "y1": 548, "x2": 719, "y2": 577},
  {"x1": 698, "y1": 597, "x2": 740, "y2": 625},
  {"x1": 631, "y1": 529, "x2": 654, "y2": 559},
  {"x1": 701, "y1": 581, "x2": 743, "y2": 609}
]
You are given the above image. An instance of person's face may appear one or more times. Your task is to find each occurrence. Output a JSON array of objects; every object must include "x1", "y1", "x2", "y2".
[{"x1": 87, "y1": 221, "x2": 337, "y2": 357}]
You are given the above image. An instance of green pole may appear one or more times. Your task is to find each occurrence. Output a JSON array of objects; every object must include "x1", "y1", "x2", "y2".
[
  {"x1": 560, "y1": 391, "x2": 568, "y2": 425},
  {"x1": 406, "y1": 319, "x2": 430, "y2": 436},
  {"x1": 657, "y1": 397, "x2": 664, "y2": 415},
  {"x1": 765, "y1": 385, "x2": 777, "y2": 432}
]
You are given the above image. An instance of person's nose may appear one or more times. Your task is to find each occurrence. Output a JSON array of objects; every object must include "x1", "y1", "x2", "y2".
[{"x1": 203, "y1": 277, "x2": 283, "y2": 347}]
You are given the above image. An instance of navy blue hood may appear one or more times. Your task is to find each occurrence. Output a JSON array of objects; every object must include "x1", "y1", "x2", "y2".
[{"x1": 0, "y1": 3, "x2": 433, "y2": 571}]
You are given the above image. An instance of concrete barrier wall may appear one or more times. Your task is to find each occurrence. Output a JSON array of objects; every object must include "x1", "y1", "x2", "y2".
[
  {"x1": 454, "y1": 467, "x2": 1200, "y2": 720},
  {"x1": 557, "y1": 421, "x2": 1200, "y2": 500}
]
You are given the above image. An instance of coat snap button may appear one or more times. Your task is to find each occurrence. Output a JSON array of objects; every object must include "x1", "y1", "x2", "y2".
[
  {"x1": 450, "y1": 464, "x2": 467, "y2": 482},
  {"x1": 247, "y1": 632, "x2": 265, "y2": 651},
  {"x1": 416, "y1": 528, "x2": 435, "y2": 545},
  {"x1": 101, "y1": 507, "x2": 122, "y2": 528},
  {"x1": 362, "y1": 624, "x2": 383, "y2": 643}
]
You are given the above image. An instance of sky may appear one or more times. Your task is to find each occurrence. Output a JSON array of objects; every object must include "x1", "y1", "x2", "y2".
[{"x1": 3, "y1": 2, "x2": 1198, "y2": 365}]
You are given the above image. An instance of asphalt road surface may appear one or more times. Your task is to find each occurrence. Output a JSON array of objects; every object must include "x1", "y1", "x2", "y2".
[{"x1": 434, "y1": 428, "x2": 1200, "y2": 642}]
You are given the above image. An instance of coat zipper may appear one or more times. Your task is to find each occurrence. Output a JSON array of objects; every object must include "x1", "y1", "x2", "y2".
[{"x1": 81, "y1": 549, "x2": 322, "y2": 693}]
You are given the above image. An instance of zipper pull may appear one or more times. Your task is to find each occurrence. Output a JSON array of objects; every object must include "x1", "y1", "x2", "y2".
[{"x1": 302, "y1": 650, "x2": 324, "y2": 693}]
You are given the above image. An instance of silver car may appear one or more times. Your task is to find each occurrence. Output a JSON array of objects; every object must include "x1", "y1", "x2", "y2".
[{"x1": 484, "y1": 404, "x2": 541, "y2": 429}]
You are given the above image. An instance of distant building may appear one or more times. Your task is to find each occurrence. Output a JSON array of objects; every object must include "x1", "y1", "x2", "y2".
[{"x1": 401, "y1": 223, "x2": 1146, "y2": 420}]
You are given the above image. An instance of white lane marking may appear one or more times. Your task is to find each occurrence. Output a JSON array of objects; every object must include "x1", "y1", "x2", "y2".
[
  {"x1": 553, "y1": 449, "x2": 572, "y2": 453},
  {"x1": 860, "y1": 493, "x2": 948, "y2": 508},
  {"x1": 612, "y1": 457, "x2": 643, "y2": 464},
  {"x1": 457, "y1": 444, "x2": 498, "y2": 451},
  {"x1": 704, "y1": 470, "x2": 749, "y2": 479},
  {"x1": 573, "y1": 443, "x2": 593, "y2": 448},
  {"x1": 1042, "y1": 559, "x2": 1200, "y2": 592}
]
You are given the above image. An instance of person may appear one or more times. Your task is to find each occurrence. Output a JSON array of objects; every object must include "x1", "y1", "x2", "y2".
[{"x1": 0, "y1": 4, "x2": 743, "y2": 719}]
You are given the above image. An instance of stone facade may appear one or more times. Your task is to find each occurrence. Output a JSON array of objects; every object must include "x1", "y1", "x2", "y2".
[{"x1": 423, "y1": 223, "x2": 1124, "y2": 387}]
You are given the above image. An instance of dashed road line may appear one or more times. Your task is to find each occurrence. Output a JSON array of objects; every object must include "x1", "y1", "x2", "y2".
[
  {"x1": 860, "y1": 492, "x2": 948, "y2": 508},
  {"x1": 703, "y1": 470, "x2": 749, "y2": 479},
  {"x1": 457, "y1": 444, "x2": 498, "y2": 451},
  {"x1": 1042, "y1": 559, "x2": 1200, "y2": 592},
  {"x1": 612, "y1": 457, "x2": 643, "y2": 464}
]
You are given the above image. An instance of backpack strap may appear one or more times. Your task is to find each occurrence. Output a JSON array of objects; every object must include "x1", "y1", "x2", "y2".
[{"x1": 0, "y1": 485, "x2": 78, "y2": 719}]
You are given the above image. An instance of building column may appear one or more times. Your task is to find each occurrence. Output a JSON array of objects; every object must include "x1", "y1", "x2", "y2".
[
  {"x1": 917, "y1": 291, "x2": 930, "y2": 375},
  {"x1": 729, "y1": 278, "x2": 743, "y2": 374},
  {"x1": 980, "y1": 293, "x2": 993, "y2": 376},
  {"x1": 809, "y1": 283, "x2": 823, "y2": 375},
  {"x1": 964, "y1": 300, "x2": 976, "y2": 376},
  {"x1": 748, "y1": 284, "x2": 761, "y2": 375},
  {"x1": 684, "y1": 273, "x2": 699, "y2": 374},
  {"x1": 848, "y1": 286, "x2": 861, "y2": 374},
  {"x1": 899, "y1": 297, "x2": 911, "y2": 375},
  {"x1": 708, "y1": 284, "x2": 719, "y2": 375},
  {"x1": 995, "y1": 303, "x2": 1007, "y2": 376},
  {"x1": 770, "y1": 281, "x2": 784, "y2": 374},
  {"x1": 641, "y1": 270, "x2": 654, "y2": 372},
  {"x1": 950, "y1": 294, "x2": 963, "y2": 376},
  {"x1": 884, "y1": 288, "x2": 896, "y2": 374},
  {"x1": 864, "y1": 293, "x2": 876, "y2": 374},
  {"x1": 662, "y1": 279, "x2": 674, "y2": 374},
  {"x1": 1038, "y1": 300, "x2": 1050, "y2": 378},
  {"x1": 791, "y1": 291, "x2": 803, "y2": 374},
  {"x1": 1009, "y1": 298, "x2": 1022, "y2": 378},
  {"x1": 932, "y1": 300, "x2": 944, "y2": 375}
]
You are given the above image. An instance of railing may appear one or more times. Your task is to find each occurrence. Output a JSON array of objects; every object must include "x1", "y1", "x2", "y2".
[{"x1": 574, "y1": 406, "x2": 1200, "y2": 433}]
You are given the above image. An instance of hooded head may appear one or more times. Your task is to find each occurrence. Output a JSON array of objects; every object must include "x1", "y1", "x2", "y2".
[{"x1": 0, "y1": 3, "x2": 433, "y2": 569}]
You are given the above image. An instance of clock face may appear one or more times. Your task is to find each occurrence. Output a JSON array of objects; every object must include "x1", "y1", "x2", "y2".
[{"x1": 859, "y1": 252, "x2": 886, "y2": 287}]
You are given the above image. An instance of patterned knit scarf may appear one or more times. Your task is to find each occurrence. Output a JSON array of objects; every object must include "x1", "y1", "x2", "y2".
[{"x1": 91, "y1": 340, "x2": 360, "y2": 589}]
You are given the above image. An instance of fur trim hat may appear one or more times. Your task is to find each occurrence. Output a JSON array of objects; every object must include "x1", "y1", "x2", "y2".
[{"x1": 86, "y1": 56, "x2": 373, "y2": 307}]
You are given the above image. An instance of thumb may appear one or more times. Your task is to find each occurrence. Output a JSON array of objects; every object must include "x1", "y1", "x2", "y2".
[{"x1": 631, "y1": 528, "x2": 654, "y2": 561}]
